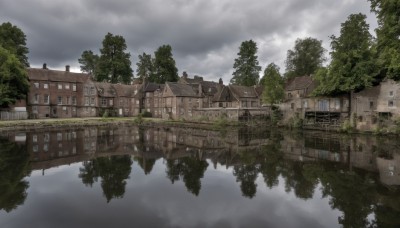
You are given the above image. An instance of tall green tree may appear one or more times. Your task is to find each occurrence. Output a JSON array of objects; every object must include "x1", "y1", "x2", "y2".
[
  {"x1": 78, "y1": 50, "x2": 99, "y2": 76},
  {"x1": 0, "y1": 47, "x2": 29, "y2": 108},
  {"x1": 261, "y1": 63, "x2": 284, "y2": 106},
  {"x1": 97, "y1": 33, "x2": 133, "y2": 84},
  {"x1": 153, "y1": 45, "x2": 179, "y2": 83},
  {"x1": 314, "y1": 13, "x2": 377, "y2": 95},
  {"x1": 230, "y1": 40, "x2": 261, "y2": 86},
  {"x1": 284, "y1": 37, "x2": 326, "y2": 79},
  {"x1": 369, "y1": 0, "x2": 400, "y2": 80},
  {"x1": 136, "y1": 52, "x2": 155, "y2": 82},
  {"x1": 0, "y1": 22, "x2": 29, "y2": 67}
]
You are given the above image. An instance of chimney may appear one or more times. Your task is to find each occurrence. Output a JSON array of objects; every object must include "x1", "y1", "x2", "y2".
[
  {"x1": 65, "y1": 65, "x2": 70, "y2": 72},
  {"x1": 219, "y1": 78, "x2": 223, "y2": 85},
  {"x1": 43, "y1": 63, "x2": 47, "y2": 69}
]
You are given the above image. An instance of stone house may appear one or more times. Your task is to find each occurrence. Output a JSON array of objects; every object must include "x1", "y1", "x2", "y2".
[
  {"x1": 280, "y1": 76, "x2": 349, "y2": 124},
  {"x1": 162, "y1": 82, "x2": 200, "y2": 120},
  {"x1": 27, "y1": 64, "x2": 89, "y2": 119},
  {"x1": 199, "y1": 80, "x2": 224, "y2": 108},
  {"x1": 141, "y1": 82, "x2": 164, "y2": 117},
  {"x1": 352, "y1": 79, "x2": 400, "y2": 130},
  {"x1": 113, "y1": 83, "x2": 139, "y2": 117},
  {"x1": 228, "y1": 85, "x2": 261, "y2": 108},
  {"x1": 93, "y1": 82, "x2": 117, "y2": 116}
]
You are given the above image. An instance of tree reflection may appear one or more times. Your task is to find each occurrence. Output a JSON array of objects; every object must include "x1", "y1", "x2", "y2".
[
  {"x1": 166, "y1": 156, "x2": 208, "y2": 196},
  {"x1": 233, "y1": 164, "x2": 259, "y2": 198},
  {"x1": 0, "y1": 137, "x2": 31, "y2": 212},
  {"x1": 79, "y1": 155, "x2": 132, "y2": 202}
]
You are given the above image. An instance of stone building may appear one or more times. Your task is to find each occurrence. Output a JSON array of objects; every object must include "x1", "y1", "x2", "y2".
[
  {"x1": 93, "y1": 82, "x2": 117, "y2": 116},
  {"x1": 113, "y1": 83, "x2": 141, "y2": 117},
  {"x1": 162, "y1": 82, "x2": 200, "y2": 120},
  {"x1": 141, "y1": 82, "x2": 164, "y2": 117}
]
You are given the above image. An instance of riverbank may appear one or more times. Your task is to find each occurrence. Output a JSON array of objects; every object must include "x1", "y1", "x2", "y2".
[{"x1": 0, "y1": 117, "x2": 253, "y2": 132}]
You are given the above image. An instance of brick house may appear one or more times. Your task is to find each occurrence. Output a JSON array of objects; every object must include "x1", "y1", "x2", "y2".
[
  {"x1": 162, "y1": 82, "x2": 200, "y2": 120},
  {"x1": 27, "y1": 64, "x2": 89, "y2": 119},
  {"x1": 113, "y1": 83, "x2": 142, "y2": 117},
  {"x1": 80, "y1": 79, "x2": 98, "y2": 117}
]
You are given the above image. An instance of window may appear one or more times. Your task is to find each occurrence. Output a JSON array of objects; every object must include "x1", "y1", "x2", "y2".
[
  {"x1": 291, "y1": 103, "x2": 295, "y2": 109},
  {"x1": 32, "y1": 135, "x2": 37, "y2": 143},
  {"x1": 72, "y1": 96, "x2": 76, "y2": 105},
  {"x1": 90, "y1": 87, "x2": 95, "y2": 95},
  {"x1": 44, "y1": 83, "x2": 48, "y2": 89},
  {"x1": 65, "y1": 84, "x2": 70, "y2": 90},
  {"x1": 58, "y1": 84, "x2": 62, "y2": 89},
  {"x1": 58, "y1": 96, "x2": 62, "y2": 105},
  {"x1": 34, "y1": 82, "x2": 39, "y2": 88},
  {"x1": 57, "y1": 133, "x2": 62, "y2": 141},
  {"x1": 388, "y1": 100, "x2": 394, "y2": 107},
  {"x1": 43, "y1": 144, "x2": 49, "y2": 152},
  {"x1": 72, "y1": 84, "x2": 77, "y2": 91},
  {"x1": 101, "y1": 98, "x2": 107, "y2": 106},
  {"x1": 389, "y1": 91, "x2": 394, "y2": 96},
  {"x1": 303, "y1": 101, "x2": 308, "y2": 108},
  {"x1": 85, "y1": 97, "x2": 89, "y2": 105},
  {"x1": 369, "y1": 101, "x2": 374, "y2": 109},
  {"x1": 44, "y1": 94, "x2": 49, "y2": 104},
  {"x1": 33, "y1": 94, "x2": 39, "y2": 103},
  {"x1": 109, "y1": 99, "x2": 113, "y2": 106},
  {"x1": 84, "y1": 87, "x2": 88, "y2": 95},
  {"x1": 91, "y1": 97, "x2": 95, "y2": 105},
  {"x1": 44, "y1": 133, "x2": 50, "y2": 142}
]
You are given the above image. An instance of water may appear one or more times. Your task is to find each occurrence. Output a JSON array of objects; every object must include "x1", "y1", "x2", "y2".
[{"x1": 0, "y1": 125, "x2": 399, "y2": 228}]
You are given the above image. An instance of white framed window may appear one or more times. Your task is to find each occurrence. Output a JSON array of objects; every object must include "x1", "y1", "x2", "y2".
[
  {"x1": 34, "y1": 82, "x2": 39, "y2": 88},
  {"x1": 72, "y1": 84, "x2": 77, "y2": 91},
  {"x1": 91, "y1": 97, "x2": 95, "y2": 105},
  {"x1": 101, "y1": 98, "x2": 107, "y2": 106},
  {"x1": 32, "y1": 135, "x2": 37, "y2": 143},
  {"x1": 65, "y1": 84, "x2": 70, "y2": 90},
  {"x1": 109, "y1": 99, "x2": 113, "y2": 106},
  {"x1": 58, "y1": 96, "x2": 62, "y2": 105},
  {"x1": 44, "y1": 94, "x2": 49, "y2": 104},
  {"x1": 44, "y1": 83, "x2": 48, "y2": 89},
  {"x1": 58, "y1": 84, "x2": 62, "y2": 89}
]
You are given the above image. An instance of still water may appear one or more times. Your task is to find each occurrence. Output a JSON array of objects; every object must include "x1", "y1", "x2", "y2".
[{"x1": 0, "y1": 125, "x2": 399, "y2": 228}]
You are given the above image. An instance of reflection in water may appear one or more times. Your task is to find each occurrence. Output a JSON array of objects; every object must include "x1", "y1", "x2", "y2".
[
  {"x1": 79, "y1": 155, "x2": 132, "y2": 202},
  {"x1": 0, "y1": 137, "x2": 30, "y2": 212},
  {"x1": 0, "y1": 125, "x2": 399, "y2": 227}
]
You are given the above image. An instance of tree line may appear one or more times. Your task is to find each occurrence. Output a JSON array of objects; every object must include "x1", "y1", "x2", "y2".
[{"x1": 0, "y1": 0, "x2": 398, "y2": 108}]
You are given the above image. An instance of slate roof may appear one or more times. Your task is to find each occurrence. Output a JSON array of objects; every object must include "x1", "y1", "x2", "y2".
[
  {"x1": 166, "y1": 82, "x2": 199, "y2": 97},
  {"x1": 93, "y1": 82, "x2": 117, "y2": 97},
  {"x1": 285, "y1": 76, "x2": 314, "y2": 91},
  {"x1": 27, "y1": 68, "x2": 89, "y2": 83},
  {"x1": 179, "y1": 75, "x2": 204, "y2": 84},
  {"x1": 229, "y1": 85, "x2": 259, "y2": 99},
  {"x1": 144, "y1": 83, "x2": 164, "y2": 92},
  {"x1": 113, "y1": 84, "x2": 139, "y2": 97},
  {"x1": 214, "y1": 86, "x2": 235, "y2": 102},
  {"x1": 200, "y1": 81, "x2": 221, "y2": 96}
]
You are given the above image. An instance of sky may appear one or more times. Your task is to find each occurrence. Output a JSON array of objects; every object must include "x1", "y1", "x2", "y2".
[{"x1": 0, "y1": 0, "x2": 377, "y2": 83}]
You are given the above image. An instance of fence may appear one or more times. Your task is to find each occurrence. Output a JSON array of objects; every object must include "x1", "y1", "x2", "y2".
[{"x1": 0, "y1": 111, "x2": 28, "y2": 120}]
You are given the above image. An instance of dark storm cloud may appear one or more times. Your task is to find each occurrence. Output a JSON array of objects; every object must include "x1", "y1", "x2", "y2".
[{"x1": 0, "y1": 0, "x2": 376, "y2": 82}]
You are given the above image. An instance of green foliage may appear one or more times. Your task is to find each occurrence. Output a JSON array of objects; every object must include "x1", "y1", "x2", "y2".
[
  {"x1": 230, "y1": 40, "x2": 261, "y2": 86},
  {"x1": 314, "y1": 14, "x2": 377, "y2": 96},
  {"x1": 133, "y1": 113, "x2": 143, "y2": 124},
  {"x1": 284, "y1": 37, "x2": 326, "y2": 79},
  {"x1": 0, "y1": 22, "x2": 29, "y2": 67},
  {"x1": 136, "y1": 52, "x2": 155, "y2": 82},
  {"x1": 96, "y1": 32, "x2": 133, "y2": 84},
  {"x1": 141, "y1": 111, "x2": 152, "y2": 118},
  {"x1": 78, "y1": 50, "x2": 99, "y2": 76},
  {"x1": 339, "y1": 119, "x2": 354, "y2": 133},
  {"x1": 153, "y1": 45, "x2": 179, "y2": 83},
  {"x1": 288, "y1": 116, "x2": 303, "y2": 129},
  {"x1": 0, "y1": 46, "x2": 29, "y2": 108},
  {"x1": 261, "y1": 63, "x2": 284, "y2": 105},
  {"x1": 369, "y1": 0, "x2": 400, "y2": 80}
]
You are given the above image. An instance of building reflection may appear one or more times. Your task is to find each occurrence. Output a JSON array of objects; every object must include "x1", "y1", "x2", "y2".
[{"x1": 0, "y1": 125, "x2": 399, "y2": 227}]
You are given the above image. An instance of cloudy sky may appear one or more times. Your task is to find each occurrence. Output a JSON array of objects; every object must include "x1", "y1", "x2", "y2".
[{"x1": 0, "y1": 0, "x2": 377, "y2": 82}]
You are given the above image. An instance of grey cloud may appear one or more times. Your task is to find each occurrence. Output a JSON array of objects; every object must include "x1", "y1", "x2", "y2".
[{"x1": 0, "y1": 0, "x2": 376, "y2": 81}]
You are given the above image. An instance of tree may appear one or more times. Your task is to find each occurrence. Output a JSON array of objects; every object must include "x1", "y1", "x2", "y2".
[
  {"x1": 153, "y1": 45, "x2": 179, "y2": 83},
  {"x1": 230, "y1": 40, "x2": 261, "y2": 86},
  {"x1": 78, "y1": 50, "x2": 99, "y2": 76},
  {"x1": 0, "y1": 22, "x2": 29, "y2": 67},
  {"x1": 136, "y1": 52, "x2": 155, "y2": 82},
  {"x1": 261, "y1": 63, "x2": 284, "y2": 106},
  {"x1": 96, "y1": 33, "x2": 133, "y2": 84},
  {"x1": 369, "y1": 0, "x2": 400, "y2": 80},
  {"x1": 284, "y1": 37, "x2": 326, "y2": 79},
  {"x1": 0, "y1": 47, "x2": 29, "y2": 108},
  {"x1": 314, "y1": 13, "x2": 377, "y2": 95}
]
